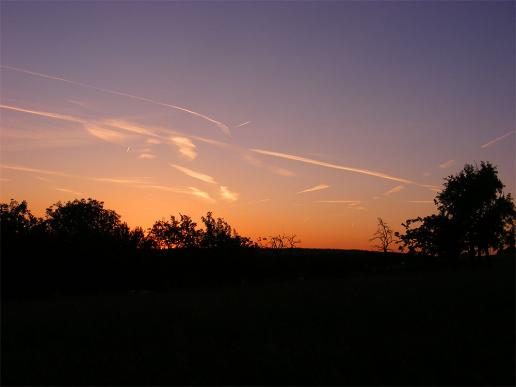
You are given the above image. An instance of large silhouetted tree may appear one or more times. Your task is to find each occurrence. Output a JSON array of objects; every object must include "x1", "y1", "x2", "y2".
[
  {"x1": 397, "y1": 162, "x2": 515, "y2": 258},
  {"x1": 45, "y1": 198, "x2": 129, "y2": 248}
]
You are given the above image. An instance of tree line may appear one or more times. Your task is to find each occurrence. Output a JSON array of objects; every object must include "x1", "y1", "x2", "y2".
[{"x1": 1, "y1": 199, "x2": 258, "y2": 253}]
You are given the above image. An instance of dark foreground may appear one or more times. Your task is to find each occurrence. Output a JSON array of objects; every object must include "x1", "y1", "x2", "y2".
[{"x1": 2, "y1": 254, "x2": 514, "y2": 386}]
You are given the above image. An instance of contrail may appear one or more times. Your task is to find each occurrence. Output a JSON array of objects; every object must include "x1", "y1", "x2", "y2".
[
  {"x1": 1, "y1": 65, "x2": 231, "y2": 135},
  {"x1": 481, "y1": 130, "x2": 515, "y2": 149},
  {"x1": 298, "y1": 184, "x2": 330, "y2": 194},
  {"x1": 235, "y1": 121, "x2": 251, "y2": 128},
  {"x1": 251, "y1": 148, "x2": 418, "y2": 185},
  {"x1": 170, "y1": 164, "x2": 217, "y2": 184},
  {"x1": 0, "y1": 104, "x2": 84, "y2": 123},
  {"x1": 384, "y1": 185, "x2": 405, "y2": 196}
]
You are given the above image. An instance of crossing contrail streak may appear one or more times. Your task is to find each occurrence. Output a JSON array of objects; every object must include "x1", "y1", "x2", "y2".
[
  {"x1": 480, "y1": 130, "x2": 515, "y2": 149},
  {"x1": 251, "y1": 148, "x2": 417, "y2": 185},
  {"x1": 235, "y1": 121, "x2": 251, "y2": 128},
  {"x1": 0, "y1": 104, "x2": 85, "y2": 123},
  {"x1": 1, "y1": 65, "x2": 231, "y2": 135}
]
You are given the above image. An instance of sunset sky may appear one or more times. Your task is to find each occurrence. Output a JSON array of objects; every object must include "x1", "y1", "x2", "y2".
[{"x1": 1, "y1": 1, "x2": 514, "y2": 249}]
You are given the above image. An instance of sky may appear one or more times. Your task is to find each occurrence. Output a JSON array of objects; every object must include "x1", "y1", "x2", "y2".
[{"x1": 1, "y1": 1, "x2": 514, "y2": 249}]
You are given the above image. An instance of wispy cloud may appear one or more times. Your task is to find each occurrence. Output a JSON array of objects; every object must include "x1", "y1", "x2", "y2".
[
  {"x1": 170, "y1": 164, "x2": 217, "y2": 184},
  {"x1": 252, "y1": 148, "x2": 419, "y2": 186},
  {"x1": 94, "y1": 177, "x2": 151, "y2": 185},
  {"x1": 317, "y1": 200, "x2": 361, "y2": 204},
  {"x1": 247, "y1": 198, "x2": 271, "y2": 205},
  {"x1": 298, "y1": 184, "x2": 330, "y2": 194},
  {"x1": 2, "y1": 65, "x2": 231, "y2": 135},
  {"x1": 480, "y1": 130, "x2": 515, "y2": 149},
  {"x1": 67, "y1": 100, "x2": 89, "y2": 109},
  {"x1": 439, "y1": 159, "x2": 455, "y2": 169},
  {"x1": 191, "y1": 135, "x2": 230, "y2": 148},
  {"x1": 1, "y1": 127, "x2": 91, "y2": 149},
  {"x1": 138, "y1": 153, "x2": 156, "y2": 159},
  {"x1": 188, "y1": 187, "x2": 214, "y2": 201},
  {"x1": 0, "y1": 104, "x2": 132, "y2": 145},
  {"x1": 170, "y1": 136, "x2": 197, "y2": 160},
  {"x1": 408, "y1": 200, "x2": 434, "y2": 203},
  {"x1": 55, "y1": 187, "x2": 82, "y2": 196},
  {"x1": 235, "y1": 121, "x2": 251, "y2": 128},
  {"x1": 384, "y1": 185, "x2": 405, "y2": 196},
  {"x1": 271, "y1": 166, "x2": 295, "y2": 177},
  {"x1": 0, "y1": 164, "x2": 77, "y2": 178},
  {"x1": 220, "y1": 186, "x2": 239, "y2": 202},
  {"x1": 243, "y1": 154, "x2": 295, "y2": 177},
  {"x1": 35, "y1": 176, "x2": 53, "y2": 182},
  {"x1": 103, "y1": 119, "x2": 159, "y2": 138},
  {"x1": 147, "y1": 138, "x2": 161, "y2": 145},
  {"x1": 84, "y1": 124, "x2": 127, "y2": 143}
]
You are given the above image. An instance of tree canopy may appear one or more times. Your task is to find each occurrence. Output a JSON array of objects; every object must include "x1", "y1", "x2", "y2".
[{"x1": 397, "y1": 162, "x2": 515, "y2": 258}]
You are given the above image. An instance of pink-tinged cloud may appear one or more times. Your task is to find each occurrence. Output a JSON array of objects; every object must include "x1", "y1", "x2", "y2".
[
  {"x1": 188, "y1": 187, "x2": 214, "y2": 201},
  {"x1": 317, "y1": 200, "x2": 361, "y2": 204},
  {"x1": 480, "y1": 130, "x2": 515, "y2": 149},
  {"x1": 1, "y1": 65, "x2": 231, "y2": 135},
  {"x1": 384, "y1": 185, "x2": 405, "y2": 196},
  {"x1": 170, "y1": 164, "x2": 217, "y2": 184},
  {"x1": 439, "y1": 159, "x2": 455, "y2": 169},
  {"x1": 0, "y1": 104, "x2": 131, "y2": 144},
  {"x1": 298, "y1": 184, "x2": 330, "y2": 194},
  {"x1": 138, "y1": 153, "x2": 156, "y2": 160},
  {"x1": 243, "y1": 154, "x2": 295, "y2": 177},
  {"x1": 0, "y1": 164, "x2": 77, "y2": 178},
  {"x1": 55, "y1": 187, "x2": 82, "y2": 196},
  {"x1": 85, "y1": 124, "x2": 127, "y2": 143},
  {"x1": 104, "y1": 119, "x2": 159, "y2": 138},
  {"x1": 170, "y1": 137, "x2": 197, "y2": 160},
  {"x1": 94, "y1": 177, "x2": 152, "y2": 185},
  {"x1": 408, "y1": 200, "x2": 434, "y2": 203},
  {"x1": 220, "y1": 186, "x2": 239, "y2": 202}
]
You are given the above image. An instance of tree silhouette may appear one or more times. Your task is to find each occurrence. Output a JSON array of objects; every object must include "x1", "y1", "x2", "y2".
[
  {"x1": 269, "y1": 234, "x2": 301, "y2": 248},
  {"x1": 150, "y1": 214, "x2": 201, "y2": 249},
  {"x1": 149, "y1": 211, "x2": 254, "y2": 249},
  {"x1": 1, "y1": 199, "x2": 39, "y2": 238},
  {"x1": 369, "y1": 218, "x2": 394, "y2": 253},
  {"x1": 0, "y1": 199, "x2": 44, "y2": 251},
  {"x1": 45, "y1": 198, "x2": 129, "y2": 249},
  {"x1": 397, "y1": 162, "x2": 515, "y2": 258}
]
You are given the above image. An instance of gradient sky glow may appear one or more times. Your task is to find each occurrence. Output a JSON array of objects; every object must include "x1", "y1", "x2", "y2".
[{"x1": 1, "y1": 1, "x2": 514, "y2": 249}]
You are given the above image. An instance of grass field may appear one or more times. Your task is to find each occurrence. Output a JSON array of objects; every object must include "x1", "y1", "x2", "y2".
[{"x1": 2, "y1": 253, "x2": 514, "y2": 385}]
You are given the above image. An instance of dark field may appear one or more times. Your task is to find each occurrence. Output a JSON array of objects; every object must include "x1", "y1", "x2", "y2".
[{"x1": 2, "y1": 253, "x2": 514, "y2": 386}]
